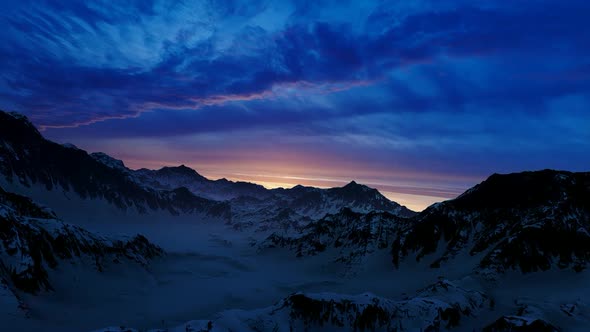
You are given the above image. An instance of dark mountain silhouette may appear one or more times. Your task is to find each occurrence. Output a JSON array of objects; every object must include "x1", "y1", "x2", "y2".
[
  {"x1": 0, "y1": 111, "x2": 230, "y2": 218},
  {"x1": 391, "y1": 170, "x2": 590, "y2": 275}
]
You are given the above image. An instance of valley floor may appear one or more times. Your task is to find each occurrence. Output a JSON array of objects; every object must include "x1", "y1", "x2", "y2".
[{"x1": 4, "y1": 218, "x2": 590, "y2": 331}]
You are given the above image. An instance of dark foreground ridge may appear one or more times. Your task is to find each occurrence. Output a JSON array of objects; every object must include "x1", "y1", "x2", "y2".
[{"x1": 391, "y1": 169, "x2": 590, "y2": 274}]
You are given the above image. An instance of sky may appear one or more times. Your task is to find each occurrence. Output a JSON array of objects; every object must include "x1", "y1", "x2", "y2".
[{"x1": 0, "y1": 0, "x2": 589, "y2": 211}]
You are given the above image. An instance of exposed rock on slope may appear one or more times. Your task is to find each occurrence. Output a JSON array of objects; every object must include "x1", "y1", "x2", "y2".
[
  {"x1": 391, "y1": 170, "x2": 590, "y2": 275},
  {"x1": 261, "y1": 208, "x2": 404, "y2": 265},
  {"x1": 263, "y1": 170, "x2": 590, "y2": 277},
  {"x1": 0, "y1": 186, "x2": 163, "y2": 302}
]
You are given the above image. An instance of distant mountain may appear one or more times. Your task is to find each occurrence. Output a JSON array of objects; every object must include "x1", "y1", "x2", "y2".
[
  {"x1": 0, "y1": 111, "x2": 230, "y2": 219},
  {"x1": 223, "y1": 181, "x2": 415, "y2": 233},
  {"x1": 127, "y1": 160, "x2": 413, "y2": 218},
  {"x1": 391, "y1": 170, "x2": 590, "y2": 276},
  {"x1": 269, "y1": 181, "x2": 415, "y2": 219},
  {"x1": 132, "y1": 165, "x2": 270, "y2": 201},
  {"x1": 0, "y1": 186, "x2": 163, "y2": 315},
  {"x1": 128, "y1": 163, "x2": 416, "y2": 220}
]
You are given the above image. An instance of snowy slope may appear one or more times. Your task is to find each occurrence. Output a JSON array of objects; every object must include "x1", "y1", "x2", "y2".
[
  {"x1": 94, "y1": 279, "x2": 490, "y2": 332},
  {"x1": 0, "y1": 186, "x2": 163, "y2": 320}
]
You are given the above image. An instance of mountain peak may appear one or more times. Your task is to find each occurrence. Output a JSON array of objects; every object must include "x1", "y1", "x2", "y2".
[
  {"x1": 0, "y1": 110, "x2": 43, "y2": 142},
  {"x1": 342, "y1": 180, "x2": 368, "y2": 191},
  {"x1": 90, "y1": 152, "x2": 126, "y2": 171},
  {"x1": 156, "y1": 164, "x2": 207, "y2": 181}
]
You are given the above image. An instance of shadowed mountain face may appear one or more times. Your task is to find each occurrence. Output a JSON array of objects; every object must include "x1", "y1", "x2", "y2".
[
  {"x1": 0, "y1": 111, "x2": 230, "y2": 218},
  {"x1": 391, "y1": 170, "x2": 590, "y2": 275}
]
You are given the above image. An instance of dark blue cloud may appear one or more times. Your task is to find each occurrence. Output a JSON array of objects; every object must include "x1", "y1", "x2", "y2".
[{"x1": 2, "y1": 0, "x2": 589, "y2": 125}]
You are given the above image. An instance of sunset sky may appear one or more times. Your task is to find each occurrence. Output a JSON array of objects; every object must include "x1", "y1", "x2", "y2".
[{"x1": 1, "y1": 1, "x2": 589, "y2": 210}]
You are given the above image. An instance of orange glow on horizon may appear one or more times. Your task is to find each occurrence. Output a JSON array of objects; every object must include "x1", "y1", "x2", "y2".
[
  {"x1": 218, "y1": 172, "x2": 457, "y2": 212},
  {"x1": 90, "y1": 150, "x2": 479, "y2": 212}
]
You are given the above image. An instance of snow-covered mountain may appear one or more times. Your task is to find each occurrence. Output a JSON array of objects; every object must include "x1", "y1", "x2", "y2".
[
  {"x1": 391, "y1": 170, "x2": 590, "y2": 277},
  {"x1": 132, "y1": 165, "x2": 271, "y2": 201},
  {"x1": 129, "y1": 164, "x2": 415, "y2": 221},
  {"x1": 263, "y1": 169, "x2": 590, "y2": 278},
  {"x1": 269, "y1": 181, "x2": 415, "y2": 219},
  {"x1": 0, "y1": 111, "x2": 230, "y2": 220},
  {"x1": 223, "y1": 181, "x2": 414, "y2": 233},
  {"x1": 127, "y1": 159, "x2": 415, "y2": 219},
  {"x1": 0, "y1": 185, "x2": 163, "y2": 316},
  {"x1": 260, "y1": 208, "x2": 403, "y2": 266}
]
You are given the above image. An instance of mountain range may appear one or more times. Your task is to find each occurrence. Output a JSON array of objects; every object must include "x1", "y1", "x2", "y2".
[
  {"x1": 1, "y1": 109, "x2": 588, "y2": 332},
  {"x1": 0, "y1": 111, "x2": 413, "y2": 227}
]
